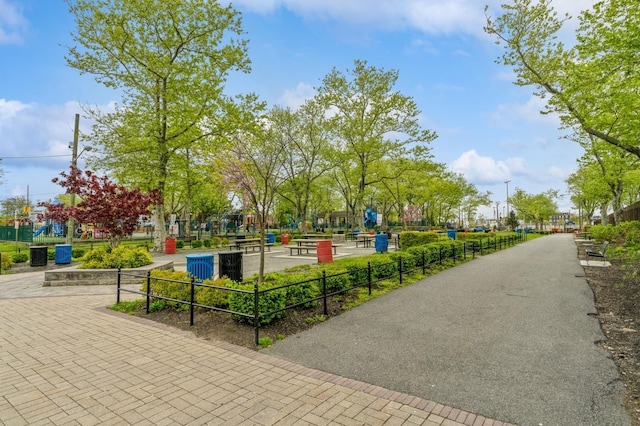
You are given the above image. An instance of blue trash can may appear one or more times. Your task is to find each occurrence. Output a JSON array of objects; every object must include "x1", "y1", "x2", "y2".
[
  {"x1": 266, "y1": 233, "x2": 275, "y2": 244},
  {"x1": 186, "y1": 254, "x2": 214, "y2": 281},
  {"x1": 55, "y1": 244, "x2": 72, "y2": 264},
  {"x1": 447, "y1": 229, "x2": 457, "y2": 240},
  {"x1": 375, "y1": 234, "x2": 388, "y2": 253}
]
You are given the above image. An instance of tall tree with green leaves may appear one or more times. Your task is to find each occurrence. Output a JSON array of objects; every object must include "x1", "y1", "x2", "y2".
[
  {"x1": 566, "y1": 162, "x2": 610, "y2": 226},
  {"x1": 275, "y1": 101, "x2": 335, "y2": 234},
  {"x1": 316, "y1": 59, "x2": 437, "y2": 229},
  {"x1": 510, "y1": 188, "x2": 559, "y2": 229},
  {"x1": 218, "y1": 108, "x2": 287, "y2": 283},
  {"x1": 65, "y1": 0, "x2": 251, "y2": 251},
  {"x1": 484, "y1": 0, "x2": 640, "y2": 160}
]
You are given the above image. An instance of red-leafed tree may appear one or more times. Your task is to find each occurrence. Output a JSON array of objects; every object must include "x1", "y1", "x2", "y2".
[{"x1": 41, "y1": 167, "x2": 161, "y2": 248}]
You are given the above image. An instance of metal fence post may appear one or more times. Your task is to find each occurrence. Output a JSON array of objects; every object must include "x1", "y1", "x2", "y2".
[
  {"x1": 189, "y1": 276, "x2": 195, "y2": 326},
  {"x1": 146, "y1": 270, "x2": 151, "y2": 314},
  {"x1": 117, "y1": 267, "x2": 121, "y2": 304},
  {"x1": 322, "y1": 270, "x2": 328, "y2": 316},
  {"x1": 254, "y1": 280, "x2": 260, "y2": 346}
]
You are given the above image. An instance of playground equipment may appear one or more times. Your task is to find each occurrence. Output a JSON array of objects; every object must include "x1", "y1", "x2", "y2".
[
  {"x1": 33, "y1": 223, "x2": 49, "y2": 237},
  {"x1": 364, "y1": 206, "x2": 377, "y2": 229}
]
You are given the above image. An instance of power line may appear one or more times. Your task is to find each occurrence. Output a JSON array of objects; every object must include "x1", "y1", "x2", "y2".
[{"x1": 1, "y1": 154, "x2": 71, "y2": 159}]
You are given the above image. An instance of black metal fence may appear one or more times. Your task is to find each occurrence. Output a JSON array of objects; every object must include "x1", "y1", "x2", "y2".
[{"x1": 117, "y1": 234, "x2": 523, "y2": 346}]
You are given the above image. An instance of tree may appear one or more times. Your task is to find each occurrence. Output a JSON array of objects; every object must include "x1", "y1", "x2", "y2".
[
  {"x1": 274, "y1": 102, "x2": 334, "y2": 234},
  {"x1": 42, "y1": 167, "x2": 160, "y2": 248},
  {"x1": 66, "y1": 0, "x2": 251, "y2": 251},
  {"x1": 509, "y1": 188, "x2": 559, "y2": 229},
  {"x1": 1, "y1": 196, "x2": 31, "y2": 217},
  {"x1": 566, "y1": 163, "x2": 607, "y2": 227},
  {"x1": 218, "y1": 109, "x2": 287, "y2": 283},
  {"x1": 316, "y1": 59, "x2": 437, "y2": 229},
  {"x1": 484, "y1": 0, "x2": 640, "y2": 160}
]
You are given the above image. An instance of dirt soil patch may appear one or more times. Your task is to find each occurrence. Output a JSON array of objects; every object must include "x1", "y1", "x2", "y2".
[{"x1": 578, "y1": 248, "x2": 640, "y2": 425}]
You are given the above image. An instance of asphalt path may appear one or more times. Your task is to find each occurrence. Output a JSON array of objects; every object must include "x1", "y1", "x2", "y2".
[{"x1": 264, "y1": 233, "x2": 630, "y2": 425}]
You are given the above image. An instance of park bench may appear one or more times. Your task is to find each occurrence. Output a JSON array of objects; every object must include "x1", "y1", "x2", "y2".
[
  {"x1": 229, "y1": 242, "x2": 274, "y2": 253},
  {"x1": 177, "y1": 236, "x2": 197, "y2": 247},
  {"x1": 586, "y1": 241, "x2": 609, "y2": 264}
]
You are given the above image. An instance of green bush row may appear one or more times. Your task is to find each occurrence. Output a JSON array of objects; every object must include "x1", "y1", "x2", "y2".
[
  {"x1": 398, "y1": 231, "x2": 443, "y2": 249},
  {"x1": 175, "y1": 237, "x2": 229, "y2": 249},
  {"x1": 139, "y1": 239, "x2": 469, "y2": 326},
  {"x1": 79, "y1": 245, "x2": 153, "y2": 269}
]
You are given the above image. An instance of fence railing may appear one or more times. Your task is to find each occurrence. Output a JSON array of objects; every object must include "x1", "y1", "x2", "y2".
[{"x1": 117, "y1": 234, "x2": 524, "y2": 346}]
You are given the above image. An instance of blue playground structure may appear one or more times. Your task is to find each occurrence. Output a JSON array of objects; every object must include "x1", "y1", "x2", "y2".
[
  {"x1": 32, "y1": 219, "x2": 64, "y2": 237},
  {"x1": 364, "y1": 206, "x2": 377, "y2": 229},
  {"x1": 33, "y1": 223, "x2": 49, "y2": 237}
]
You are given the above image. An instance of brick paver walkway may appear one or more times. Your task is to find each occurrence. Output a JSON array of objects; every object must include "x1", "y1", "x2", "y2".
[{"x1": 0, "y1": 290, "x2": 511, "y2": 425}]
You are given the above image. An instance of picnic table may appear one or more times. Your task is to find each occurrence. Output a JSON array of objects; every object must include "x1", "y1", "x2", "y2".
[
  {"x1": 355, "y1": 234, "x2": 375, "y2": 248},
  {"x1": 228, "y1": 238, "x2": 260, "y2": 250},
  {"x1": 289, "y1": 239, "x2": 339, "y2": 256},
  {"x1": 298, "y1": 234, "x2": 329, "y2": 239}
]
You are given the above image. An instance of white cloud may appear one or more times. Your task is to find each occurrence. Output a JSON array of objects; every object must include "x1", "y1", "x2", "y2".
[
  {"x1": 0, "y1": 0, "x2": 29, "y2": 44},
  {"x1": 449, "y1": 149, "x2": 513, "y2": 185},
  {"x1": 491, "y1": 95, "x2": 561, "y2": 129},
  {"x1": 234, "y1": 0, "x2": 596, "y2": 37},
  {"x1": 278, "y1": 82, "x2": 316, "y2": 109}
]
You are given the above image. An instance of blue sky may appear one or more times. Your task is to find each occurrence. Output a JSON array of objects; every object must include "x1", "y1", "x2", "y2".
[{"x1": 0, "y1": 0, "x2": 594, "y2": 219}]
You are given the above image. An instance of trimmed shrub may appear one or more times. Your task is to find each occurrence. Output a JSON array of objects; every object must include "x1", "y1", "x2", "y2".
[
  {"x1": 47, "y1": 250, "x2": 55, "y2": 260},
  {"x1": 399, "y1": 231, "x2": 442, "y2": 249},
  {"x1": 191, "y1": 240, "x2": 203, "y2": 248},
  {"x1": 11, "y1": 252, "x2": 28, "y2": 263},
  {"x1": 370, "y1": 256, "x2": 398, "y2": 279},
  {"x1": 589, "y1": 224, "x2": 619, "y2": 243},
  {"x1": 212, "y1": 237, "x2": 222, "y2": 247},
  {"x1": 176, "y1": 240, "x2": 185, "y2": 249},
  {"x1": 196, "y1": 277, "x2": 232, "y2": 308},
  {"x1": 141, "y1": 269, "x2": 192, "y2": 303},
  {"x1": 72, "y1": 248, "x2": 85, "y2": 258},
  {"x1": 228, "y1": 281, "x2": 286, "y2": 325},
  {"x1": 80, "y1": 245, "x2": 152, "y2": 269},
  {"x1": 618, "y1": 221, "x2": 640, "y2": 246},
  {"x1": 203, "y1": 239, "x2": 212, "y2": 248},
  {"x1": 1, "y1": 252, "x2": 12, "y2": 270}
]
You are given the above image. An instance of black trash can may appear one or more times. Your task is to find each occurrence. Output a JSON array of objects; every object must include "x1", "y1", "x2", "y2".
[
  {"x1": 30, "y1": 246, "x2": 48, "y2": 267},
  {"x1": 218, "y1": 251, "x2": 243, "y2": 282}
]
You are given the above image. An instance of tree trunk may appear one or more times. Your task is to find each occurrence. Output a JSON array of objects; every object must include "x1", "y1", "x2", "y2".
[{"x1": 153, "y1": 203, "x2": 166, "y2": 252}]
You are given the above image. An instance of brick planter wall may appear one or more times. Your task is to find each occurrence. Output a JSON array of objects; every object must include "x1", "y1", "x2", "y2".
[{"x1": 43, "y1": 261, "x2": 174, "y2": 287}]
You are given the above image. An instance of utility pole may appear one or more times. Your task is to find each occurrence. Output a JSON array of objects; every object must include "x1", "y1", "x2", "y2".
[{"x1": 67, "y1": 113, "x2": 80, "y2": 245}]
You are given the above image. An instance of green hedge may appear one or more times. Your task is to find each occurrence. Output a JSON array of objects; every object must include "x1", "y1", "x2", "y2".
[
  {"x1": 80, "y1": 245, "x2": 153, "y2": 269},
  {"x1": 228, "y1": 281, "x2": 286, "y2": 325},
  {"x1": 398, "y1": 231, "x2": 443, "y2": 249}
]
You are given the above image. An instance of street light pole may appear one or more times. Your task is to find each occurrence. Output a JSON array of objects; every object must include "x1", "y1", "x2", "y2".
[{"x1": 505, "y1": 180, "x2": 511, "y2": 229}]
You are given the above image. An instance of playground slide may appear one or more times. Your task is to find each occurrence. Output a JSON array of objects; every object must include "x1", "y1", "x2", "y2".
[
  {"x1": 52, "y1": 222, "x2": 64, "y2": 237},
  {"x1": 33, "y1": 224, "x2": 48, "y2": 237}
]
